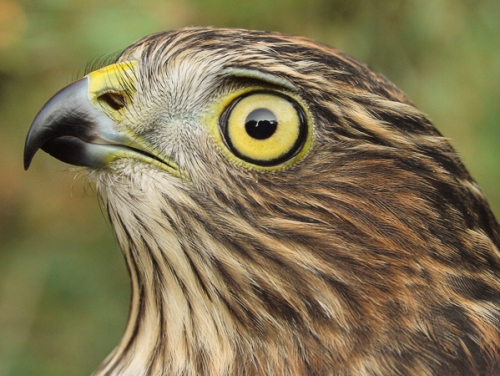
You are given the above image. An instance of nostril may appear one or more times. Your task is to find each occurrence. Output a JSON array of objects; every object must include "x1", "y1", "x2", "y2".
[{"x1": 97, "y1": 92, "x2": 128, "y2": 111}]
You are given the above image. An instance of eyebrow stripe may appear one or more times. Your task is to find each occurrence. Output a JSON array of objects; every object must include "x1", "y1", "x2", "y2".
[{"x1": 222, "y1": 68, "x2": 298, "y2": 92}]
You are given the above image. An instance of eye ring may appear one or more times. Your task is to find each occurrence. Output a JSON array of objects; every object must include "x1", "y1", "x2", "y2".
[{"x1": 219, "y1": 91, "x2": 309, "y2": 167}]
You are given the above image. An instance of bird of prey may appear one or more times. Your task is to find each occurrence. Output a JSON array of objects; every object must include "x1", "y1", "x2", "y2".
[{"x1": 24, "y1": 28, "x2": 500, "y2": 376}]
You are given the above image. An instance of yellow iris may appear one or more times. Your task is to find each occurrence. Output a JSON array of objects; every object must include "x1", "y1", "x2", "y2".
[{"x1": 223, "y1": 92, "x2": 305, "y2": 165}]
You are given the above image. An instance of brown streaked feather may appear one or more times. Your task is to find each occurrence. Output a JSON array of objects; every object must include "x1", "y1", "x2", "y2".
[{"x1": 84, "y1": 28, "x2": 500, "y2": 375}]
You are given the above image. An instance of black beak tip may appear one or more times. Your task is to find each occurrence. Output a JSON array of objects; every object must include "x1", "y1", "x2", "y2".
[
  {"x1": 24, "y1": 124, "x2": 43, "y2": 170},
  {"x1": 23, "y1": 151, "x2": 33, "y2": 170},
  {"x1": 23, "y1": 136, "x2": 36, "y2": 170}
]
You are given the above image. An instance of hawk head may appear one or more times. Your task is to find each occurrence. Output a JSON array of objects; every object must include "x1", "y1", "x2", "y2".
[{"x1": 25, "y1": 28, "x2": 500, "y2": 375}]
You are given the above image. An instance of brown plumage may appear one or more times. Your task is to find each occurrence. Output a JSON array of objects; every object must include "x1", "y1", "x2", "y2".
[{"x1": 24, "y1": 28, "x2": 500, "y2": 375}]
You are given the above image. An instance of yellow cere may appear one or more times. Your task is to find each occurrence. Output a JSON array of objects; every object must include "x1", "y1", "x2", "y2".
[
  {"x1": 87, "y1": 61, "x2": 138, "y2": 121},
  {"x1": 227, "y1": 93, "x2": 300, "y2": 161},
  {"x1": 85, "y1": 61, "x2": 189, "y2": 180}
]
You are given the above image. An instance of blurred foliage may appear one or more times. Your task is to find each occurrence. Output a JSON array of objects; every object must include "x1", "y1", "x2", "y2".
[{"x1": 0, "y1": 0, "x2": 498, "y2": 374}]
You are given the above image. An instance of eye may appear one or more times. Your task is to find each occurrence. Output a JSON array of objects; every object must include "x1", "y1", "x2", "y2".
[{"x1": 219, "y1": 92, "x2": 308, "y2": 166}]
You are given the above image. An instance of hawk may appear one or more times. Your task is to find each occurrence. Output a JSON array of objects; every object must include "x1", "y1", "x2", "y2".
[{"x1": 24, "y1": 28, "x2": 500, "y2": 375}]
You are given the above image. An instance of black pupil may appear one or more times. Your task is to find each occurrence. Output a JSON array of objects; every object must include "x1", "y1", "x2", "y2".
[{"x1": 245, "y1": 108, "x2": 278, "y2": 140}]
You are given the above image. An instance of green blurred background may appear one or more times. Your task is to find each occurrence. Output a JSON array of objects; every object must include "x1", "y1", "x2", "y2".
[{"x1": 0, "y1": 0, "x2": 499, "y2": 374}]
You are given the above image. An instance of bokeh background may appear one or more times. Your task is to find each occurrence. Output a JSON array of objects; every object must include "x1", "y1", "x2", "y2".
[{"x1": 0, "y1": 0, "x2": 499, "y2": 374}]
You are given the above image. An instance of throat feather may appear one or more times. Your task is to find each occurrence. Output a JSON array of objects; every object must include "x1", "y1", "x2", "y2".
[{"x1": 94, "y1": 186, "x2": 236, "y2": 376}]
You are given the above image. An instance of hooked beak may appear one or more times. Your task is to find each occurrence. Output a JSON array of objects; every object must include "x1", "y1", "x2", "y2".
[
  {"x1": 24, "y1": 62, "x2": 185, "y2": 178},
  {"x1": 24, "y1": 76, "x2": 126, "y2": 170}
]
